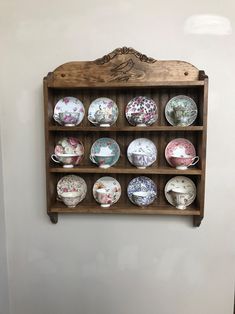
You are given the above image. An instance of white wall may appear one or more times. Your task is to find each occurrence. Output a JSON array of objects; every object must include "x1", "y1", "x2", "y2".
[
  {"x1": 0, "y1": 125, "x2": 9, "y2": 313},
  {"x1": 1, "y1": 0, "x2": 235, "y2": 313}
]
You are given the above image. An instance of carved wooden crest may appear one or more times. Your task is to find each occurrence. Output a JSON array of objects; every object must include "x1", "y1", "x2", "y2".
[
  {"x1": 47, "y1": 47, "x2": 199, "y2": 87},
  {"x1": 95, "y1": 47, "x2": 156, "y2": 65},
  {"x1": 94, "y1": 47, "x2": 156, "y2": 82}
]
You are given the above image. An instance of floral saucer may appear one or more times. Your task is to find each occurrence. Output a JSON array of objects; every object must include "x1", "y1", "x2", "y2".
[
  {"x1": 127, "y1": 138, "x2": 157, "y2": 169},
  {"x1": 90, "y1": 138, "x2": 120, "y2": 168},
  {"x1": 52, "y1": 137, "x2": 84, "y2": 168},
  {"x1": 57, "y1": 175, "x2": 87, "y2": 202},
  {"x1": 88, "y1": 97, "x2": 118, "y2": 127},
  {"x1": 127, "y1": 176, "x2": 157, "y2": 207},
  {"x1": 93, "y1": 176, "x2": 121, "y2": 207},
  {"x1": 165, "y1": 138, "x2": 196, "y2": 167},
  {"x1": 125, "y1": 96, "x2": 158, "y2": 126},
  {"x1": 165, "y1": 95, "x2": 198, "y2": 126},
  {"x1": 53, "y1": 96, "x2": 85, "y2": 126},
  {"x1": 54, "y1": 137, "x2": 84, "y2": 156},
  {"x1": 164, "y1": 176, "x2": 196, "y2": 209}
]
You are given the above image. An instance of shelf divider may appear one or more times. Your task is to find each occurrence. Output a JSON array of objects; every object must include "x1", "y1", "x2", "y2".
[
  {"x1": 51, "y1": 202, "x2": 200, "y2": 216},
  {"x1": 48, "y1": 125, "x2": 204, "y2": 132}
]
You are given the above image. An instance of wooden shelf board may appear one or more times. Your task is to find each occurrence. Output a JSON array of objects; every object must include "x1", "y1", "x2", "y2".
[
  {"x1": 50, "y1": 202, "x2": 200, "y2": 216},
  {"x1": 48, "y1": 81, "x2": 205, "y2": 89},
  {"x1": 48, "y1": 126, "x2": 204, "y2": 132},
  {"x1": 49, "y1": 166, "x2": 202, "y2": 175}
]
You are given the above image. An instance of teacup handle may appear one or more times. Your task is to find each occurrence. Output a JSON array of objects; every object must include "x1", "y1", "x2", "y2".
[
  {"x1": 51, "y1": 154, "x2": 61, "y2": 164},
  {"x1": 89, "y1": 154, "x2": 96, "y2": 164},
  {"x1": 189, "y1": 109, "x2": 197, "y2": 117},
  {"x1": 189, "y1": 156, "x2": 200, "y2": 166}
]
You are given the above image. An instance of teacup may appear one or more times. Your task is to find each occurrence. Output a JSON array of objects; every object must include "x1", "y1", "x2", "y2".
[
  {"x1": 55, "y1": 112, "x2": 80, "y2": 126},
  {"x1": 132, "y1": 152, "x2": 149, "y2": 169},
  {"x1": 130, "y1": 113, "x2": 147, "y2": 127},
  {"x1": 132, "y1": 191, "x2": 150, "y2": 207},
  {"x1": 170, "y1": 156, "x2": 199, "y2": 170},
  {"x1": 95, "y1": 110, "x2": 113, "y2": 127},
  {"x1": 90, "y1": 154, "x2": 114, "y2": 168},
  {"x1": 96, "y1": 188, "x2": 113, "y2": 207},
  {"x1": 173, "y1": 107, "x2": 197, "y2": 126},
  {"x1": 167, "y1": 189, "x2": 192, "y2": 210},
  {"x1": 51, "y1": 153, "x2": 82, "y2": 168},
  {"x1": 60, "y1": 191, "x2": 81, "y2": 207}
]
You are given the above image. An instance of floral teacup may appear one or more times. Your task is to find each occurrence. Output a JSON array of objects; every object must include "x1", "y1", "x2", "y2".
[
  {"x1": 56, "y1": 112, "x2": 80, "y2": 126},
  {"x1": 90, "y1": 154, "x2": 115, "y2": 168},
  {"x1": 132, "y1": 191, "x2": 156, "y2": 207},
  {"x1": 94, "y1": 110, "x2": 114, "y2": 127},
  {"x1": 132, "y1": 152, "x2": 149, "y2": 169},
  {"x1": 96, "y1": 188, "x2": 114, "y2": 207},
  {"x1": 167, "y1": 189, "x2": 193, "y2": 210},
  {"x1": 130, "y1": 113, "x2": 147, "y2": 127},
  {"x1": 60, "y1": 191, "x2": 82, "y2": 207},
  {"x1": 173, "y1": 107, "x2": 197, "y2": 126},
  {"x1": 170, "y1": 155, "x2": 199, "y2": 170}
]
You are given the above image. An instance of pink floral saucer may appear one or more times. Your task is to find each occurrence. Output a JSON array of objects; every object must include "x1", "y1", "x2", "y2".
[
  {"x1": 54, "y1": 137, "x2": 84, "y2": 156},
  {"x1": 125, "y1": 96, "x2": 158, "y2": 126},
  {"x1": 53, "y1": 97, "x2": 85, "y2": 126},
  {"x1": 165, "y1": 138, "x2": 196, "y2": 167},
  {"x1": 51, "y1": 137, "x2": 84, "y2": 168}
]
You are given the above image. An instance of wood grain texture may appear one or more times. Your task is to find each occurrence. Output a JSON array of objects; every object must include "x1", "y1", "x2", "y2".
[
  {"x1": 43, "y1": 47, "x2": 208, "y2": 226},
  {"x1": 45, "y1": 47, "x2": 200, "y2": 88},
  {"x1": 49, "y1": 166, "x2": 202, "y2": 175},
  {"x1": 51, "y1": 202, "x2": 200, "y2": 216}
]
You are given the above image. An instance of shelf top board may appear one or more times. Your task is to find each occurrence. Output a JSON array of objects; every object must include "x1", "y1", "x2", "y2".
[{"x1": 44, "y1": 47, "x2": 207, "y2": 88}]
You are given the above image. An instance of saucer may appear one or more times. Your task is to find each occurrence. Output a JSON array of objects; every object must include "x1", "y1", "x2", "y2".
[
  {"x1": 53, "y1": 96, "x2": 85, "y2": 126},
  {"x1": 165, "y1": 95, "x2": 197, "y2": 126},
  {"x1": 90, "y1": 138, "x2": 120, "y2": 167},
  {"x1": 165, "y1": 138, "x2": 196, "y2": 167},
  {"x1": 127, "y1": 176, "x2": 157, "y2": 206},
  {"x1": 88, "y1": 97, "x2": 118, "y2": 126},
  {"x1": 127, "y1": 138, "x2": 157, "y2": 168},
  {"x1": 125, "y1": 96, "x2": 158, "y2": 126},
  {"x1": 54, "y1": 137, "x2": 84, "y2": 156},
  {"x1": 93, "y1": 176, "x2": 121, "y2": 206},
  {"x1": 57, "y1": 175, "x2": 87, "y2": 202}
]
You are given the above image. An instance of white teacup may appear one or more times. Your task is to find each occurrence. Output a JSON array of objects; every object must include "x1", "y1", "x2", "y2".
[
  {"x1": 96, "y1": 188, "x2": 113, "y2": 207},
  {"x1": 132, "y1": 191, "x2": 149, "y2": 206},
  {"x1": 132, "y1": 152, "x2": 148, "y2": 169},
  {"x1": 51, "y1": 153, "x2": 82, "y2": 168},
  {"x1": 167, "y1": 189, "x2": 192, "y2": 210},
  {"x1": 60, "y1": 191, "x2": 81, "y2": 207},
  {"x1": 90, "y1": 154, "x2": 114, "y2": 168}
]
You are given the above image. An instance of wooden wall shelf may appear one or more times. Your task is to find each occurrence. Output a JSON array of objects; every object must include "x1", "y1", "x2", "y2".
[{"x1": 44, "y1": 47, "x2": 208, "y2": 226}]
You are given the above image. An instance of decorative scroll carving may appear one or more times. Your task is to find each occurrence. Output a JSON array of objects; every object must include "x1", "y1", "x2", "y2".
[{"x1": 95, "y1": 47, "x2": 156, "y2": 65}]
